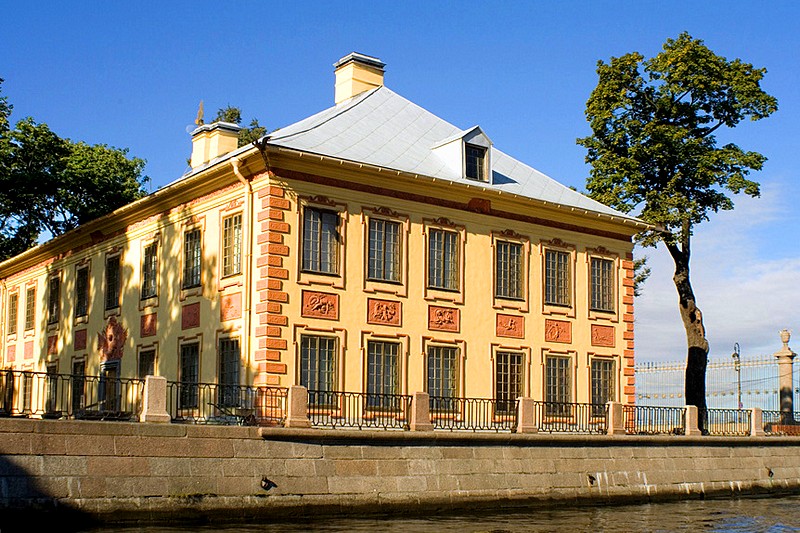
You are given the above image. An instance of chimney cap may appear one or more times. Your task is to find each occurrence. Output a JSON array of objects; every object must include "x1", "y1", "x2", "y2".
[
  {"x1": 191, "y1": 121, "x2": 241, "y2": 137},
  {"x1": 333, "y1": 52, "x2": 385, "y2": 71}
]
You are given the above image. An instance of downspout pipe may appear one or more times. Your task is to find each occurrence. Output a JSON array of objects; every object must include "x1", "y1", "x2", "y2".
[{"x1": 231, "y1": 157, "x2": 254, "y2": 387}]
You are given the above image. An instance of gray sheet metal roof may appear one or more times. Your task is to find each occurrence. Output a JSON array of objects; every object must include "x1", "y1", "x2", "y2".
[{"x1": 267, "y1": 86, "x2": 630, "y2": 219}]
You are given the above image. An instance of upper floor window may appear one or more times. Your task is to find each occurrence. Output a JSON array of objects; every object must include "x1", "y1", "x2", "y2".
[
  {"x1": 7, "y1": 293, "x2": 18, "y2": 335},
  {"x1": 105, "y1": 255, "x2": 121, "y2": 310},
  {"x1": 428, "y1": 228, "x2": 459, "y2": 291},
  {"x1": 47, "y1": 275, "x2": 60, "y2": 325},
  {"x1": 544, "y1": 249, "x2": 571, "y2": 306},
  {"x1": 24, "y1": 287, "x2": 36, "y2": 331},
  {"x1": 590, "y1": 257, "x2": 615, "y2": 312},
  {"x1": 495, "y1": 241, "x2": 523, "y2": 299},
  {"x1": 465, "y1": 144, "x2": 487, "y2": 181},
  {"x1": 183, "y1": 229, "x2": 202, "y2": 289},
  {"x1": 302, "y1": 207, "x2": 340, "y2": 275},
  {"x1": 75, "y1": 266, "x2": 89, "y2": 317},
  {"x1": 141, "y1": 243, "x2": 158, "y2": 299},
  {"x1": 222, "y1": 214, "x2": 242, "y2": 277},
  {"x1": 300, "y1": 335, "x2": 338, "y2": 407},
  {"x1": 367, "y1": 219, "x2": 401, "y2": 283},
  {"x1": 495, "y1": 351, "x2": 523, "y2": 415}
]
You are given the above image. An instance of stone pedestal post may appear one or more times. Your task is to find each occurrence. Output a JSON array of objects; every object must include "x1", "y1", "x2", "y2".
[
  {"x1": 684, "y1": 405, "x2": 703, "y2": 436},
  {"x1": 139, "y1": 375, "x2": 171, "y2": 423},
  {"x1": 606, "y1": 402, "x2": 626, "y2": 435},
  {"x1": 410, "y1": 391, "x2": 433, "y2": 431},
  {"x1": 750, "y1": 408, "x2": 766, "y2": 437},
  {"x1": 516, "y1": 398, "x2": 538, "y2": 434},
  {"x1": 774, "y1": 330, "x2": 796, "y2": 425},
  {"x1": 285, "y1": 385, "x2": 311, "y2": 428}
]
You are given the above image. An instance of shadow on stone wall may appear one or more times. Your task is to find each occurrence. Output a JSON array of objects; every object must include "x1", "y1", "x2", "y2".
[{"x1": 0, "y1": 455, "x2": 96, "y2": 532}]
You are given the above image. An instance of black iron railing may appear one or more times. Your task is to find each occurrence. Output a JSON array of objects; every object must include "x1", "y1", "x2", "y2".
[
  {"x1": 534, "y1": 401, "x2": 607, "y2": 434},
  {"x1": 623, "y1": 405, "x2": 685, "y2": 435},
  {"x1": 166, "y1": 381, "x2": 287, "y2": 426},
  {"x1": 0, "y1": 369, "x2": 143, "y2": 420},
  {"x1": 307, "y1": 390, "x2": 411, "y2": 430},
  {"x1": 701, "y1": 408, "x2": 751, "y2": 436},
  {"x1": 429, "y1": 396, "x2": 517, "y2": 432}
]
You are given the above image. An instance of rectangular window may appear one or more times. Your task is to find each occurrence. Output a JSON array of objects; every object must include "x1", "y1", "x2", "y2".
[
  {"x1": 218, "y1": 338, "x2": 240, "y2": 407},
  {"x1": 99, "y1": 361, "x2": 121, "y2": 412},
  {"x1": 465, "y1": 144, "x2": 486, "y2": 181},
  {"x1": 299, "y1": 335, "x2": 337, "y2": 407},
  {"x1": 366, "y1": 340, "x2": 399, "y2": 409},
  {"x1": 46, "y1": 362, "x2": 59, "y2": 415},
  {"x1": 22, "y1": 371, "x2": 32, "y2": 413},
  {"x1": 495, "y1": 241, "x2": 523, "y2": 299},
  {"x1": 183, "y1": 229, "x2": 202, "y2": 289},
  {"x1": 7, "y1": 293, "x2": 18, "y2": 335},
  {"x1": 71, "y1": 360, "x2": 86, "y2": 414},
  {"x1": 179, "y1": 343, "x2": 200, "y2": 409},
  {"x1": 428, "y1": 229, "x2": 459, "y2": 291},
  {"x1": 138, "y1": 349, "x2": 156, "y2": 379},
  {"x1": 427, "y1": 345, "x2": 459, "y2": 410},
  {"x1": 590, "y1": 257, "x2": 615, "y2": 312},
  {"x1": 105, "y1": 255, "x2": 121, "y2": 310},
  {"x1": 544, "y1": 249, "x2": 571, "y2": 306},
  {"x1": 495, "y1": 351, "x2": 523, "y2": 414},
  {"x1": 367, "y1": 219, "x2": 401, "y2": 282},
  {"x1": 141, "y1": 243, "x2": 158, "y2": 299},
  {"x1": 222, "y1": 214, "x2": 243, "y2": 277},
  {"x1": 302, "y1": 207, "x2": 340, "y2": 275},
  {"x1": 545, "y1": 355, "x2": 571, "y2": 416},
  {"x1": 47, "y1": 276, "x2": 60, "y2": 325},
  {"x1": 75, "y1": 266, "x2": 89, "y2": 318},
  {"x1": 591, "y1": 359, "x2": 615, "y2": 415},
  {"x1": 24, "y1": 287, "x2": 35, "y2": 331}
]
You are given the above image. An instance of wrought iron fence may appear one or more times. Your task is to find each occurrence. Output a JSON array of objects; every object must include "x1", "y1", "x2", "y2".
[
  {"x1": 166, "y1": 381, "x2": 287, "y2": 426},
  {"x1": 307, "y1": 390, "x2": 411, "y2": 430},
  {"x1": 0, "y1": 369, "x2": 143, "y2": 421},
  {"x1": 429, "y1": 396, "x2": 517, "y2": 432},
  {"x1": 623, "y1": 405, "x2": 685, "y2": 435},
  {"x1": 761, "y1": 410, "x2": 800, "y2": 435},
  {"x1": 533, "y1": 401, "x2": 607, "y2": 434},
  {"x1": 701, "y1": 408, "x2": 751, "y2": 436}
]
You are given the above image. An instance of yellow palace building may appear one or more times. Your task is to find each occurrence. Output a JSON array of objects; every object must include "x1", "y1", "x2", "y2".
[{"x1": 0, "y1": 53, "x2": 647, "y2": 419}]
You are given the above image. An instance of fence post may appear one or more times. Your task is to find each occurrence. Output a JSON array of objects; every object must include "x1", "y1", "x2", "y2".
[
  {"x1": 410, "y1": 391, "x2": 433, "y2": 431},
  {"x1": 606, "y1": 401, "x2": 625, "y2": 435},
  {"x1": 516, "y1": 397, "x2": 538, "y2": 434},
  {"x1": 684, "y1": 405, "x2": 702, "y2": 436},
  {"x1": 139, "y1": 375, "x2": 170, "y2": 423},
  {"x1": 285, "y1": 385, "x2": 311, "y2": 428},
  {"x1": 750, "y1": 407, "x2": 766, "y2": 437}
]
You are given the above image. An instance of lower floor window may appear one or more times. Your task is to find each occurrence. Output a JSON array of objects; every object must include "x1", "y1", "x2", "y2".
[
  {"x1": 427, "y1": 345, "x2": 459, "y2": 411},
  {"x1": 99, "y1": 361, "x2": 121, "y2": 412},
  {"x1": 218, "y1": 339, "x2": 240, "y2": 407},
  {"x1": 545, "y1": 355, "x2": 571, "y2": 416},
  {"x1": 591, "y1": 358, "x2": 615, "y2": 415},
  {"x1": 180, "y1": 343, "x2": 199, "y2": 409},
  {"x1": 366, "y1": 340, "x2": 400, "y2": 410},
  {"x1": 300, "y1": 335, "x2": 337, "y2": 407},
  {"x1": 495, "y1": 351, "x2": 523, "y2": 415},
  {"x1": 138, "y1": 350, "x2": 156, "y2": 379}
]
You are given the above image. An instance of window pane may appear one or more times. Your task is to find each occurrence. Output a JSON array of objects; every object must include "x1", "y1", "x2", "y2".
[
  {"x1": 179, "y1": 343, "x2": 199, "y2": 409},
  {"x1": 71, "y1": 360, "x2": 86, "y2": 413},
  {"x1": 495, "y1": 241, "x2": 523, "y2": 299},
  {"x1": 591, "y1": 359, "x2": 615, "y2": 414},
  {"x1": 368, "y1": 219, "x2": 401, "y2": 282},
  {"x1": 300, "y1": 335, "x2": 337, "y2": 407},
  {"x1": 75, "y1": 267, "x2": 89, "y2": 317},
  {"x1": 544, "y1": 250, "x2": 570, "y2": 306},
  {"x1": 183, "y1": 229, "x2": 202, "y2": 288},
  {"x1": 545, "y1": 356, "x2": 571, "y2": 415},
  {"x1": 7, "y1": 293, "x2": 18, "y2": 335},
  {"x1": 105, "y1": 256, "x2": 120, "y2": 310},
  {"x1": 427, "y1": 345, "x2": 458, "y2": 410},
  {"x1": 590, "y1": 257, "x2": 614, "y2": 312},
  {"x1": 141, "y1": 243, "x2": 158, "y2": 299},
  {"x1": 24, "y1": 287, "x2": 35, "y2": 330},
  {"x1": 223, "y1": 214, "x2": 242, "y2": 277},
  {"x1": 302, "y1": 208, "x2": 340, "y2": 275},
  {"x1": 366, "y1": 340, "x2": 399, "y2": 409},
  {"x1": 428, "y1": 229, "x2": 458, "y2": 290},
  {"x1": 218, "y1": 339, "x2": 240, "y2": 407},
  {"x1": 138, "y1": 350, "x2": 156, "y2": 379},
  {"x1": 47, "y1": 276, "x2": 60, "y2": 324},
  {"x1": 495, "y1": 351, "x2": 523, "y2": 414},
  {"x1": 465, "y1": 144, "x2": 486, "y2": 181}
]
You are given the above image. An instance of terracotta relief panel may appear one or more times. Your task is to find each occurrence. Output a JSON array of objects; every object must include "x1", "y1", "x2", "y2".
[
  {"x1": 496, "y1": 314, "x2": 524, "y2": 338},
  {"x1": 544, "y1": 319, "x2": 572, "y2": 344},
  {"x1": 591, "y1": 324, "x2": 616, "y2": 348},
  {"x1": 367, "y1": 298, "x2": 401, "y2": 327},
  {"x1": 301, "y1": 290, "x2": 339, "y2": 320},
  {"x1": 47, "y1": 335, "x2": 58, "y2": 355},
  {"x1": 182, "y1": 303, "x2": 200, "y2": 330},
  {"x1": 74, "y1": 329, "x2": 87, "y2": 351},
  {"x1": 24, "y1": 341, "x2": 34, "y2": 359},
  {"x1": 428, "y1": 306, "x2": 460, "y2": 332},
  {"x1": 7, "y1": 345, "x2": 15, "y2": 363},
  {"x1": 140, "y1": 313, "x2": 157, "y2": 338},
  {"x1": 220, "y1": 293, "x2": 243, "y2": 322},
  {"x1": 97, "y1": 316, "x2": 127, "y2": 362}
]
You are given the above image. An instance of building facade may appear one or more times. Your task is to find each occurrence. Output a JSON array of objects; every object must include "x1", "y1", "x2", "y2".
[{"x1": 0, "y1": 53, "x2": 646, "y2": 413}]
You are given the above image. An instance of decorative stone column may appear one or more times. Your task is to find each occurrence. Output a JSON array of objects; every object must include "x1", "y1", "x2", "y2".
[
  {"x1": 285, "y1": 385, "x2": 311, "y2": 428},
  {"x1": 605, "y1": 402, "x2": 626, "y2": 436},
  {"x1": 516, "y1": 398, "x2": 538, "y2": 434},
  {"x1": 774, "y1": 329, "x2": 796, "y2": 425},
  {"x1": 139, "y1": 376, "x2": 171, "y2": 423},
  {"x1": 410, "y1": 391, "x2": 433, "y2": 431}
]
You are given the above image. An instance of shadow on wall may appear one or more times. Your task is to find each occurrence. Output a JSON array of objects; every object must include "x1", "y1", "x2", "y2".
[{"x1": 0, "y1": 455, "x2": 95, "y2": 532}]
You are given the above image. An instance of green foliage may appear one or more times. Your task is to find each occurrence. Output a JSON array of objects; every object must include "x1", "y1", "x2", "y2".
[
  {"x1": 632, "y1": 256, "x2": 651, "y2": 298},
  {"x1": 578, "y1": 32, "x2": 777, "y2": 248},
  {"x1": 0, "y1": 79, "x2": 148, "y2": 261},
  {"x1": 213, "y1": 105, "x2": 267, "y2": 148}
]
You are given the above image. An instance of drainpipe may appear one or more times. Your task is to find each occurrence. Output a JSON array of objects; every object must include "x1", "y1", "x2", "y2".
[{"x1": 231, "y1": 157, "x2": 254, "y2": 387}]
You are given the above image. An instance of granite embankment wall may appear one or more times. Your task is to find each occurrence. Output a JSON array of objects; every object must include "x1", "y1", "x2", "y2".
[{"x1": 2, "y1": 418, "x2": 800, "y2": 526}]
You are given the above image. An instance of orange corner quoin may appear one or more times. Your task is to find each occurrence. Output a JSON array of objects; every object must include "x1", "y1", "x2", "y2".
[{"x1": 0, "y1": 51, "x2": 645, "y2": 416}]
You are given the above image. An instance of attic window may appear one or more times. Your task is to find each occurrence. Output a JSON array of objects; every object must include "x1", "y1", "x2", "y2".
[{"x1": 465, "y1": 144, "x2": 487, "y2": 181}]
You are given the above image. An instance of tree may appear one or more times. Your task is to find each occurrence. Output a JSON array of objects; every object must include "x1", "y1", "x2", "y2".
[
  {"x1": 0, "y1": 79, "x2": 148, "y2": 261},
  {"x1": 213, "y1": 105, "x2": 267, "y2": 147},
  {"x1": 577, "y1": 33, "x2": 777, "y2": 422}
]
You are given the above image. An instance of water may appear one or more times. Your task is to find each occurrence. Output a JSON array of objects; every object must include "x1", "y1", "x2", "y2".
[{"x1": 86, "y1": 495, "x2": 800, "y2": 532}]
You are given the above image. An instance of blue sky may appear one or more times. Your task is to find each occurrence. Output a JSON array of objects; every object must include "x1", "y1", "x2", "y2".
[{"x1": 3, "y1": 1, "x2": 798, "y2": 361}]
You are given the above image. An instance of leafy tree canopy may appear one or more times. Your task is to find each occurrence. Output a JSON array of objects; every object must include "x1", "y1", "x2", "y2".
[
  {"x1": 213, "y1": 105, "x2": 267, "y2": 148},
  {"x1": 0, "y1": 78, "x2": 148, "y2": 261}
]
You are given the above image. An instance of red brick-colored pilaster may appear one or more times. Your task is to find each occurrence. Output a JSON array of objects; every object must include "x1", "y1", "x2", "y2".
[{"x1": 622, "y1": 258, "x2": 636, "y2": 404}]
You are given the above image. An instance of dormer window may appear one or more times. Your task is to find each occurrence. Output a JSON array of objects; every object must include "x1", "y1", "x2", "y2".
[{"x1": 465, "y1": 144, "x2": 487, "y2": 181}]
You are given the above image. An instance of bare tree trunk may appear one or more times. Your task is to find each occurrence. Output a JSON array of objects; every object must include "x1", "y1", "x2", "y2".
[{"x1": 666, "y1": 241, "x2": 710, "y2": 433}]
